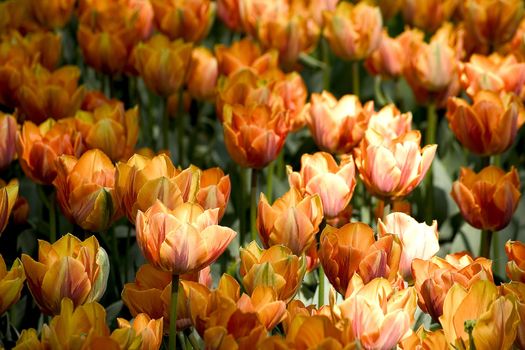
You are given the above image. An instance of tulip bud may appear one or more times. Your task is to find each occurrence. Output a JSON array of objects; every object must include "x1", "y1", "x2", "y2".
[
  {"x1": 0, "y1": 255, "x2": 25, "y2": 315},
  {"x1": 116, "y1": 314, "x2": 163, "y2": 350},
  {"x1": 186, "y1": 47, "x2": 219, "y2": 101},
  {"x1": 0, "y1": 0, "x2": 43, "y2": 34},
  {"x1": 365, "y1": 30, "x2": 406, "y2": 78},
  {"x1": 505, "y1": 241, "x2": 525, "y2": 283},
  {"x1": 217, "y1": 0, "x2": 242, "y2": 31},
  {"x1": 0, "y1": 179, "x2": 19, "y2": 236},
  {"x1": 29, "y1": 0, "x2": 75, "y2": 28},
  {"x1": 0, "y1": 113, "x2": 16, "y2": 171},
  {"x1": 402, "y1": 0, "x2": 459, "y2": 33},
  {"x1": 371, "y1": 0, "x2": 403, "y2": 21},
  {"x1": 215, "y1": 39, "x2": 279, "y2": 77},
  {"x1": 21, "y1": 234, "x2": 109, "y2": 315},
  {"x1": 451, "y1": 166, "x2": 521, "y2": 231}
]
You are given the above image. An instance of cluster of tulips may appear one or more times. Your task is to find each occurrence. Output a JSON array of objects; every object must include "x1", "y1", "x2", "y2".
[{"x1": 1, "y1": 0, "x2": 525, "y2": 349}]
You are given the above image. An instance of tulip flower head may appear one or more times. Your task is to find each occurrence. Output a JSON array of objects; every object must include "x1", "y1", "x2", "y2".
[
  {"x1": 402, "y1": 0, "x2": 459, "y2": 33},
  {"x1": 0, "y1": 113, "x2": 17, "y2": 171},
  {"x1": 0, "y1": 179, "x2": 19, "y2": 236},
  {"x1": 505, "y1": 240, "x2": 525, "y2": 283},
  {"x1": 0, "y1": 255, "x2": 25, "y2": 315}
]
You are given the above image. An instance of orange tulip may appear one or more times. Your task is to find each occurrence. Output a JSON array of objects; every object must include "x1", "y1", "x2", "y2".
[
  {"x1": 366, "y1": 104, "x2": 412, "y2": 144},
  {"x1": 257, "y1": 188, "x2": 323, "y2": 256},
  {"x1": 0, "y1": 30, "x2": 61, "y2": 71},
  {"x1": 506, "y1": 241, "x2": 525, "y2": 283},
  {"x1": 0, "y1": 255, "x2": 25, "y2": 315},
  {"x1": 217, "y1": 0, "x2": 241, "y2": 31},
  {"x1": 21, "y1": 234, "x2": 109, "y2": 315},
  {"x1": 240, "y1": 242, "x2": 306, "y2": 302},
  {"x1": 29, "y1": 0, "x2": 75, "y2": 28},
  {"x1": 460, "y1": 54, "x2": 525, "y2": 99},
  {"x1": 355, "y1": 130, "x2": 437, "y2": 201},
  {"x1": 288, "y1": 152, "x2": 356, "y2": 218},
  {"x1": 412, "y1": 253, "x2": 493, "y2": 321},
  {"x1": 462, "y1": 0, "x2": 525, "y2": 49},
  {"x1": 365, "y1": 30, "x2": 406, "y2": 79},
  {"x1": 371, "y1": 0, "x2": 403, "y2": 21},
  {"x1": 133, "y1": 34, "x2": 193, "y2": 97},
  {"x1": 306, "y1": 91, "x2": 374, "y2": 154},
  {"x1": 440, "y1": 280, "x2": 520, "y2": 350},
  {"x1": 323, "y1": 2, "x2": 383, "y2": 61},
  {"x1": 53, "y1": 149, "x2": 121, "y2": 232},
  {"x1": 0, "y1": 113, "x2": 17, "y2": 171},
  {"x1": 237, "y1": 0, "x2": 289, "y2": 39},
  {"x1": 506, "y1": 17, "x2": 525, "y2": 61},
  {"x1": 285, "y1": 314, "x2": 351, "y2": 349},
  {"x1": 16, "y1": 118, "x2": 84, "y2": 185},
  {"x1": 223, "y1": 104, "x2": 288, "y2": 169},
  {"x1": 399, "y1": 327, "x2": 448, "y2": 349},
  {"x1": 75, "y1": 95, "x2": 139, "y2": 162},
  {"x1": 151, "y1": 0, "x2": 215, "y2": 43},
  {"x1": 451, "y1": 166, "x2": 521, "y2": 231},
  {"x1": 402, "y1": 0, "x2": 459, "y2": 33},
  {"x1": 116, "y1": 314, "x2": 164, "y2": 350},
  {"x1": 0, "y1": 179, "x2": 19, "y2": 236},
  {"x1": 186, "y1": 46, "x2": 218, "y2": 101},
  {"x1": 215, "y1": 38, "x2": 279, "y2": 77},
  {"x1": 16, "y1": 64, "x2": 85, "y2": 124},
  {"x1": 500, "y1": 282, "x2": 525, "y2": 350},
  {"x1": 378, "y1": 212, "x2": 439, "y2": 281},
  {"x1": 0, "y1": 0, "x2": 43, "y2": 34},
  {"x1": 446, "y1": 91, "x2": 525, "y2": 156},
  {"x1": 136, "y1": 201, "x2": 236, "y2": 274}
]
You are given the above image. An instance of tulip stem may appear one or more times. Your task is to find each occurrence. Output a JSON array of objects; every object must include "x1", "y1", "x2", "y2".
[
  {"x1": 479, "y1": 229, "x2": 493, "y2": 259},
  {"x1": 185, "y1": 330, "x2": 200, "y2": 350},
  {"x1": 266, "y1": 161, "x2": 275, "y2": 202},
  {"x1": 318, "y1": 266, "x2": 325, "y2": 307},
  {"x1": 49, "y1": 191, "x2": 56, "y2": 243},
  {"x1": 176, "y1": 88, "x2": 185, "y2": 166},
  {"x1": 490, "y1": 154, "x2": 501, "y2": 274},
  {"x1": 352, "y1": 61, "x2": 360, "y2": 96},
  {"x1": 374, "y1": 76, "x2": 388, "y2": 106},
  {"x1": 163, "y1": 97, "x2": 170, "y2": 153},
  {"x1": 250, "y1": 169, "x2": 259, "y2": 242},
  {"x1": 276, "y1": 150, "x2": 285, "y2": 179},
  {"x1": 239, "y1": 167, "x2": 247, "y2": 247},
  {"x1": 321, "y1": 36, "x2": 331, "y2": 90},
  {"x1": 424, "y1": 103, "x2": 437, "y2": 225},
  {"x1": 169, "y1": 274, "x2": 180, "y2": 350}
]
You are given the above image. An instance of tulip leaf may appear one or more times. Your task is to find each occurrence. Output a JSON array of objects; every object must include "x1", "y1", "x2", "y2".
[{"x1": 105, "y1": 300, "x2": 123, "y2": 326}]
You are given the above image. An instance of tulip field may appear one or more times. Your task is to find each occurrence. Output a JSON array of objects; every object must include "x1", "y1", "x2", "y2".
[{"x1": 2, "y1": 0, "x2": 525, "y2": 349}]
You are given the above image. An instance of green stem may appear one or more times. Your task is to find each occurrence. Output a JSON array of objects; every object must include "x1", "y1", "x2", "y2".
[
  {"x1": 239, "y1": 167, "x2": 247, "y2": 247},
  {"x1": 250, "y1": 169, "x2": 259, "y2": 242},
  {"x1": 490, "y1": 155, "x2": 501, "y2": 273},
  {"x1": 318, "y1": 266, "x2": 325, "y2": 307},
  {"x1": 124, "y1": 225, "x2": 131, "y2": 283},
  {"x1": 185, "y1": 330, "x2": 200, "y2": 350},
  {"x1": 176, "y1": 88, "x2": 185, "y2": 166},
  {"x1": 276, "y1": 150, "x2": 285, "y2": 179},
  {"x1": 49, "y1": 191, "x2": 56, "y2": 243},
  {"x1": 374, "y1": 76, "x2": 388, "y2": 106},
  {"x1": 383, "y1": 199, "x2": 391, "y2": 221},
  {"x1": 491, "y1": 154, "x2": 501, "y2": 168},
  {"x1": 147, "y1": 91, "x2": 156, "y2": 150},
  {"x1": 169, "y1": 274, "x2": 180, "y2": 350},
  {"x1": 352, "y1": 61, "x2": 360, "y2": 96},
  {"x1": 321, "y1": 36, "x2": 331, "y2": 91},
  {"x1": 479, "y1": 229, "x2": 493, "y2": 259},
  {"x1": 163, "y1": 97, "x2": 170, "y2": 152},
  {"x1": 424, "y1": 103, "x2": 437, "y2": 225},
  {"x1": 266, "y1": 161, "x2": 275, "y2": 202}
]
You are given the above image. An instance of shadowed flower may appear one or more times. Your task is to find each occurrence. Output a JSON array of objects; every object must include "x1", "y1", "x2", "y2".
[
  {"x1": 29, "y1": 0, "x2": 75, "y2": 28},
  {"x1": 0, "y1": 179, "x2": 19, "y2": 236},
  {"x1": 0, "y1": 255, "x2": 25, "y2": 315},
  {"x1": 402, "y1": 0, "x2": 459, "y2": 33},
  {"x1": 0, "y1": 113, "x2": 17, "y2": 171},
  {"x1": 505, "y1": 241, "x2": 525, "y2": 283},
  {"x1": 186, "y1": 46, "x2": 219, "y2": 101}
]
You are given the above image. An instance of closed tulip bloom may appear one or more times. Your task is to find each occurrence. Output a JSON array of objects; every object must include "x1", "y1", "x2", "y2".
[
  {"x1": 0, "y1": 0, "x2": 43, "y2": 34},
  {"x1": 323, "y1": 2, "x2": 383, "y2": 61},
  {"x1": 505, "y1": 241, "x2": 525, "y2": 283},
  {"x1": 451, "y1": 166, "x2": 521, "y2": 231},
  {"x1": 257, "y1": 188, "x2": 323, "y2": 255},
  {"x1": 217, "y1": 0, "x2": 241, "y2": 31},
  {"x1": 17, "y1": 119, "x2": 83, "y2": 185},
  {"x1": 371, "y1": 0, "x2": 402, "y2": 21},
  {"x1": 288, "y1": 152, "x2": 356, "y2": 218},
  {"x1": 53, "y1": 149, "x2": 121, "y2": 232},
  {"x1": 136, "y1": 201, "x2": 236, "y2": 274},
  {"x1": 240, "y1": 242, "x2": 306, "y2": 302},
  {"x1": 29, "y1": 0, "x2": 75, "y2": 28},
  {"x1": 196, "y1": 167, "x2": 231, "y2": 221},
  {"x1": 446, "y1": 91, "x2": 524, "y2": 156},
  {"x1": 378, "y1": 213, "x2": 439, "y2": 281},
  {"x1": 355, "y1": 131, "x2": 436, "y2": 200},
  {"x1": 440, "y1": 280, "x2": 520, "y2": 350},
  {"x1": 412, "y1": 253, "x2": 493, "y2": 320},
  {"x1": 116, "y1": 314, "x2": 163, "y2": 350},
  {"x1": 223, "y1": 104, "x2": 288, "y2": 169},
  {"x1": 0, "y1": 255, "x2": 25, "y2": 315},
  {"x1": 151, "y1": 0, "x2": 215, "y2": 43},
  {"x1": 365, "y1": 104, "x2": 412, "y2": 145},
  {"x1": 0, "y1": 113, "x2": 17, "y2": 171},
  {"x1": 402, "y1": 0, "x2": 459, "y2": 33},
  {"x1": 186, "y1": 47, "x2": 218, "y2": 101},
  {"x1": 0, "y1": 179, "x2": 19, "y2": 236},
  {"x1": 21, "y1": 234, "x2": 109, "y2": 315},
  {"x1": 134, "y1": 34, "x2": 193, "y2": 97},
  {"x1": 215, "y1": 38, "x2": 279, "y2": 77},
  {"x1": 306, "y1": 91, "x2": 374, "y2": 154},
  {"x1": 461, "y1": 54, "x2": 525, "y2": 99},
  {"x1": 500, "y1": 282, "x2": 525, "y2": 349},
  {"x1": 17, "y1": 65, "x2": 85, "y2": 124},
  {"x1": 365, "y1": 30, "x2": 406, "y2": 78}
]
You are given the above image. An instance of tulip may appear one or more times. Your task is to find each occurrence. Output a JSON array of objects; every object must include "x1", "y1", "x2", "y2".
[
  {"x1": 500, "y1": 282, "x2": 525, "y2": 349},
  {"x1": 378, "y1": 212, "x2": 439, "y2": 280},
  {"x1": 0, "y1": 255, "x2": 25, "y2": 315},
  {"x1": 16, "y1": 65, "x2": 85, "y2": 124},
  {"x1": 237, "y1": 0, "x2": 289, "y2": 39},
  {"x1": 371, "y1": 0, "x2": 402, "y2": 21},
  {"x1": 0, "y1": 113, "x2": 16, "y2": 171},
  {"x1": 223, "y1": 104, "x2": 288, "y2": 169},
  {"x1": 186, "y1": 47, "x2": 219, "y2": 101},
  {"x1": 0, "y1": 179, "x2": 19, "y2": 236},
  {"x1": 16, "y1": 118, "x2": 83, "y2": 185},
  {"x1": 412, "y1": 253, "x2": 493, "y2": 320},
  {"x1": 217, "y1": 0, "x2": 241, "y2": 31},
  {"x1": 29, "y1": 0, "x2": 75, "y2": 28},
  {"x1": 460, "y1": 54, "x2": 525, "y2": 99},
  {"x1": 285, "y1": 315, "x2": 350, "y2": 349},
  {"x1": 400, "y1": 326, "x2": 448, "y2": 349},
  {"x1": 365, "y1": 104, "x2": 412, "y2": 144},
  {"x1": 116, "y1": 314, "x2": 164, "y2": 350},
  {"x1": 306, "y1": 91, "x2": 374, "y2": 154},
  {"x1": 240, "y1": 242, "x2": 306, "y2": 302},
  {"x1": 323, "y1": 2, "x2": 383, "y2": 61},
  {"x1": 75, "y1": 96, "x2": 139, "y2": 162},
  {"x1": 355, "y1": 131, "x2": 437, "y2": 201},
  {"x1": 402, "y1": 0, "x2": 459, "y2": 33},
  {"x1": 440, "y1": 280, "x2": 520, "y2": 349},
  {"x1": 133, "y1": 34, "x2": 193, "y2": 97},
  {"x1": 506, "y1": 17, "x2": 525, "y2": 62},
  {"x1": 288, "y1": 152, "x2": 356, "y2": 218},
  {"x1": 462, "y1": 0, "x2": 525, "y2": 49},
  {"x1": 0, "y1": 30, "x2": 61, "y2": 71},
  {"x1": 365, "y1": 30, "x2": 406, "y2": 79},
  {"x1": 446, "y1": 91, "x2": 525, "y2": 156},
  {"x1": 11, "y1": 195, "x2": 30, "y2": 226},
  {"x1": 506, "y1": 241, "x2": 525, "y2": 283},
  {"x1": 13, "y1": 329, "x2": 41, "y2": 350},
  {"x1": 151, "y1": 0, "x2": 215, "y2": 43},
  {"x1": 451, "y1": 166, "x2": 521, "y2": 231},
  {"x1": 0, "y1": 0, "x2": 43, "y2": 34},
  {"x1": 137, "y1": 201, "x2": 236, "y2": 274},
  {"x1": 257, "y1": 188, "x2": 323, "y2": 256},
  {"x1": 196, "y1": 167, "x2": 231, "y2": 221},
  {"x1": 215, "y1": 38, "x2": 279, "y2": 77},
  {"x1": 53, "y1": 149, "x2": 121, "y2": 232},
  {"x1": 21, "y1": 234, "x2": 109, "y2": 315},
  {"x1": 267, "y1": 71, "x2": 308, "y2": 131}
]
